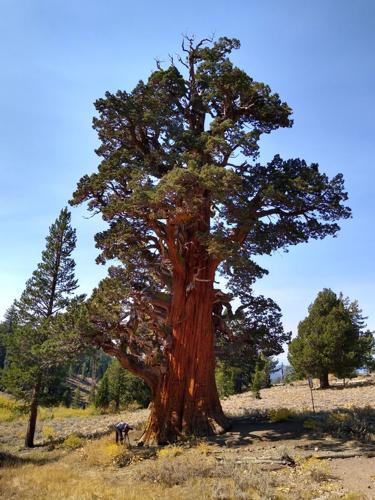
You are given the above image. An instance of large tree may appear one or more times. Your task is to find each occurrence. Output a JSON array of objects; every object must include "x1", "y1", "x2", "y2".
[
  {"x1": 2, "y1": 208, "x2": 80, "y2": 447},
  {"x1": 72, "y1": 37, "x2": 350, "y2": 444},
  {"x1": 288, "y1": 289, "x2": 374, "y2": 388}
]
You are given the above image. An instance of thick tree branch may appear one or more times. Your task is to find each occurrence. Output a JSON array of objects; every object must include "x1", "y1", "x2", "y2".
[{"x1": 95, "y1": 338, "x2": 160, "y2": 390}]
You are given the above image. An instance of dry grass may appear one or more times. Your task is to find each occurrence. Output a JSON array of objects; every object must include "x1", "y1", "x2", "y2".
[
  {"x1": 0, "y1": 462, "x2": 165, "y2": 500},
  {"x1": 0, "y1": 394, "x2": 26, "y2": 422},
  {"x1": 2, "y1": 378, "x2": 374, "y2": 498},
  {"x1": 341, "y1": 494, "x2": 367, "y2": 500},
  {"x1": 0, "y1": 436, "x2": 279, "y2": 500},
  {"x1": 157, "y1": 444, "x2": 183, "y2": 458},
  {"x1": 324, "y1": 406, "x2": 375, "y2": 442},
  {"x1": 301, "y1": 406, "x2": 375, "y2": 443},
  {"x1": 38, "y1": 406, "x2": 98, "y2": 421},
  {"x1": 137, "y1": 449, "x2": 217, "y2": 486},
  {"x1": 80, "y1": 435, "x2": 127, "y2": 467},
  {"x1": 299, "y1": 456, "x2": 335, "y2": 483},
  {"x1": 268, "y1": 407, "x2": 296, "y2": 423},
  {"x1": 62, "y1": 434, "x2": 84, "y2": 450},
  {"x1": 133, "y1": 443, "x2": 280, "y2": 498},
  {"x1": 222, "y1": 374, "x2": 375, "y2": 417},
  {"x1": 0, "y1": 406, "x2": 15, "y2": 422},
  {"x1": 0, "y1": 393, "x2": 99, "y2": 425},
  {"x1": 0, "y1": 430, "x2": 353, "y2": 499}
]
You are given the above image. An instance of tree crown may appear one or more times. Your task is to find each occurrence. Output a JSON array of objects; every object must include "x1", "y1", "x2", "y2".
[
  {"x1": 289, "y1": 288, "x2": 374, "y2": 378},
  {"x1": 70, "y1": 37, "x2": 350, "y2": 379},
  {"x1": 17, "y1": 208, "x2": 78, "y2": 322}
]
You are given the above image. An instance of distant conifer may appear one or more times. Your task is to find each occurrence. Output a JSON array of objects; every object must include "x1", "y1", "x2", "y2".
[
  {"x1": 289, "y1": 289, "x2": 374, "y2": 388},
  {"x1": 2, "y1": 208, "x2": 79, "y2": 447}
]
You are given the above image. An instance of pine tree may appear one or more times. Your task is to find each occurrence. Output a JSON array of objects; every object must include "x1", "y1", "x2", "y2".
[
  {"x1": 214, "y1": 296, "x2": 290, "y2": 393},
  {"x1": 72, "y1": 387, "x2": 82, "y2": 408},
  {"x1": 71, "y1": 36, "x2": 350, "y2": 444},
  {"x1": 1, "y1": 208, "x2": 79, "y2": 447},
  {"x1": 0, "y1": 302, "x2": 18, "y2": 371},
  {"x1": 95, "y1": 372, "x2": 110, "y2": 408},
  {"x1": 95, "y1": 360, "x2": 151, "y2": 410},
  {"x1": 215, "y1": 361, "x2": 242, "y2": 397},
  {"x1": 17, "y1": 208, "x2": 78, "y2": 322},
  {"x1": 250, "y1": 355, "x2": 277, "y2": 398},
  {"x1": 251, "y1": 364, "x2": 263, "y2": 399},
  {"x1": 288, "y1": 289, "x2": 374, "y2": 388},
  {"x1": 106, "y1": 360, "x2": 127, "y2": 410}
]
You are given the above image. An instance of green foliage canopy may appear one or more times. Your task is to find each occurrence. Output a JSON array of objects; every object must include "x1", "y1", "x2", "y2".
[
  {"x1": 70, "y1": 36, "x2": 350, "y2": 387},
  {"x1": 0, "y1": 303, "x2": 17, "y2": 372},
  {"x1": 288, "y1": 288, "x2": 374, "y2": 383},
  {"x1": 1, "y1": 209, "x2": 82, "y2": 407},
  {"x1": 95, "y1": 359, "x2": 150, "y2": 409}
]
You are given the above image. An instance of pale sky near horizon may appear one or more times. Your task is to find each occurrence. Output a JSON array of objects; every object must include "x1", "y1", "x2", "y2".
[{"x1": 1, "y1": 1, "x2": 374, "y2": 361}]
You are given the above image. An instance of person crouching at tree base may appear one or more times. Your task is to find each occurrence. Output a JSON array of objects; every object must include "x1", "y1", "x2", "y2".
[{"x1": 114, "y1": 421, "x2": 133, "y2": 445}]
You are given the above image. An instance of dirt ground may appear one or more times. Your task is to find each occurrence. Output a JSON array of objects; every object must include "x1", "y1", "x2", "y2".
[
  {"x1": 1, "y1": 376, "x2": 374, "y2": 498},
  {"x1": 213, "y1": 414, "x2": 375, "y2": 498},
  {"x1": 221, "y1": 376, "x2": 375, "y2": 415},
  {"x1": 217, "y1": 377, "x2": 375, "y2": 498}
]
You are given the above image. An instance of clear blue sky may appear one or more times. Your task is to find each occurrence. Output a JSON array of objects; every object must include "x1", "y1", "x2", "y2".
[{"x1": 1, "y1": 1, "x2": 374, "y2": 359}]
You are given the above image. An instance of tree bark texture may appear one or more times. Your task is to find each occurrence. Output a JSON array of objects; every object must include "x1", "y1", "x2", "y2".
[
  {"x1": 319, "y1": 372, "x2": 330, "y2": 389},
  {"x1": 25, "y1": 375, "x2": 42, "y2": 448},
  {"x1": 139, "y1": 238, "x2": 231, "y2": 443}
]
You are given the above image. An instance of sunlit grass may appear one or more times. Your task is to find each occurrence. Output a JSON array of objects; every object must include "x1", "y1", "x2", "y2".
[
  {"x1": 0, "y1": 393, "x2": 98, "y2": 422},
  {"x1": 38, "y1": 405, "x2": 98, "y2": 420},
  {"x1": 0, "y1": 406, "x2": 15, "y2": 422},
  {"x1": 157, "y1": 445, "x2": 183, "y2": 458},
  {"x1": 62, "y1": 434, "x2": 84, "y2": 450},
  {"x1": 81, "y1": 435, "x2": 125, "y2": 466},
  {"x1": 0, "y1": 461, "x2": 167, "y2": 500},
  {"x1": 0, "y1": 430, "x2": 348, "y2": 499},
  {"x1": 0, "y1": 394, "x2": 25, "y2": 422},
  {"x1": 300, "y1": 456, "x2": 335, "y2": 482}
]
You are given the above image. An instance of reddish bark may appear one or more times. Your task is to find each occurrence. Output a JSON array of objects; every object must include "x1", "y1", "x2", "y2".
[
  {"x1": 99, "y1": 201, "x2": 230, "y2": 444},
  {"x1": 139, "y1": 272, "x2": 229, "y2": 444},
  {"x1": 135, "y1": 196, "x2": 231, "y2": 444}
]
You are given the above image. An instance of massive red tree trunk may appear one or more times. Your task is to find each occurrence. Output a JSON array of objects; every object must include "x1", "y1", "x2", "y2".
[{"x1": 139, "y1": 258, "x2": 229, "y2": 444}]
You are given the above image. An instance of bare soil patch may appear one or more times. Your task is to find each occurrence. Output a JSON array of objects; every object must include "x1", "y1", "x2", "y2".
[{"x1": 221, "y1": 376, "x2": 375, "y2": 416}]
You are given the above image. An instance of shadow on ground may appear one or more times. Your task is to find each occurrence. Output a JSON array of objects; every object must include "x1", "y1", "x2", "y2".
[
  {"x1": 208, "y1": 406, "x2": 375, "y2": 455},
  {"x1": 0, "y1": 450, "x2": 61, "y2": 468}
]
